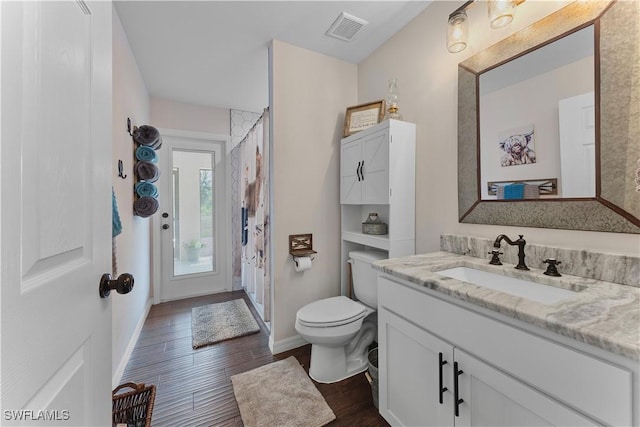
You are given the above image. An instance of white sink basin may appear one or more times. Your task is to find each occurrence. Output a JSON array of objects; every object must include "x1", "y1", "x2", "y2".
[{"x1": 435, "y1": 266, "x2": 577, "y2": 305}]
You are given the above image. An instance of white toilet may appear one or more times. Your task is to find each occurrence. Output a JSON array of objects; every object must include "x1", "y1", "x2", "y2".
[{"x1": 295, "y1": 249, "x2": 386, "y2": 383}]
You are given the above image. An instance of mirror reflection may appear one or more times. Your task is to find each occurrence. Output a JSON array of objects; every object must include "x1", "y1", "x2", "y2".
[{"x1": 479, "y1": 25, "x2": 595, "y2": 200}]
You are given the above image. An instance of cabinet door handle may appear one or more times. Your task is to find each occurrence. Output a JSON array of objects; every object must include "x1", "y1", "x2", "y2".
[
  {"x1": 360, "y1": 161, "x2": 364, "y2": 180},
  {"x1": 439, "y1": 352, "x2": 448, "y2": 404},
  {"x1": 454, "y1": 361, "x2": 464, "y2": 417},
  {"x1": 356, "y1": 161, "x2": 362, "y2": 181}
]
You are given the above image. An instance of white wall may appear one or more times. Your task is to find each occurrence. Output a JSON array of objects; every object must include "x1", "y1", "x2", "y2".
[
  {"x1": 270, "y1": 40, "x2": 358, "y2": 346},
  {"x1": 111, "y1": 9, "x2": 153, "y2": 385},
  {"x1": 151, "y1": 97, "x2": 230, "y2": 135},
  {"x1": 358, "y1": 0, "x2": 639, "y2": 256}
]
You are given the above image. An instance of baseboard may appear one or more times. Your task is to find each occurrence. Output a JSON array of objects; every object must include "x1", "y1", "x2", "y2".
[
  {"x1": 112, "y1": 297, "x2": 153, "y2": 388},
  {"x1": 269, "y1": 333, "x2": 307, "y2": 355},
  {"x1": 245, "y1": 291, "x2": 266, "y2": 323},
  {"x1": 160, "y1": 286, "x2": 230, "y2": 303}
]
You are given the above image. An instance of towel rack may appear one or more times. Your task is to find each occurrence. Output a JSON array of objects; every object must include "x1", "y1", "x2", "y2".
[
  {"x1": 128, "y1": 118, "x2": 161, "y2": 218},
  {"x1": 118, "y1": 160, "x2": 127, "y2": 179},
  {"x1": 127, "y1": 117, "x2": 137, "y2": 136},
  {"x1": 487, "y1": 178, "x2": 558, "y2": 196}
]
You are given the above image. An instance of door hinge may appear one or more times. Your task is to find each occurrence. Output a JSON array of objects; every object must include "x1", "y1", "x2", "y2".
[{"x1": 389, "y1": 188, "x2": 392, "y2": 197}]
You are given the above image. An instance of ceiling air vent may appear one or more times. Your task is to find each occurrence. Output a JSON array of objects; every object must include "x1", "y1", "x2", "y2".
[{"x1": 326, "y1": 12, "x2": 368, "y2": 42}]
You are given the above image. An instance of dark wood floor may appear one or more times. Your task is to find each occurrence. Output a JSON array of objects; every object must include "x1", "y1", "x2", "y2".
[{"x1": 120, "y1": 290, "x2": 389, "y2": 427}]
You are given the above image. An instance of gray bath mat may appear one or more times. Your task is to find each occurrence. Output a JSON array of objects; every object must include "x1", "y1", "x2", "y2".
[
  {"x1": 191, "y1": 299, "x2": 260, "y2": 349},
  {"x1": 231, "y1": 356, "x2": 336, "y2": 427}
]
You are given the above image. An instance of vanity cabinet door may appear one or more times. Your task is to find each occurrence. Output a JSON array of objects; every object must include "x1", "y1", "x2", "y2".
[
  {"x1": 454, "y1": 348, "x2": 597, "y2": 427},
  {"x1": 378, "y1": 308, "x2": 453, "y2": 427}
]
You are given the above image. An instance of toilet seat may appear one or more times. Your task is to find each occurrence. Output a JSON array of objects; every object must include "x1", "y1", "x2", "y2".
[{"x1": 296, "y1": 296, "x2": 366, "y2": 328}]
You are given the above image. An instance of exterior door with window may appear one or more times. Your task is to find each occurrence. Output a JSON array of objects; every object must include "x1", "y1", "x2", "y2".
[{"x1": 159, "y1": 132, "x2": 228, "y2": 301}]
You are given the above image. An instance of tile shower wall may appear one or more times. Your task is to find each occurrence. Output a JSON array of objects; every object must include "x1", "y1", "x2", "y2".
[
  {"x1": 440, "y1": 234, "x2": 639, "y2": 288},
  {"x1": 231, "y1": 110, "x2": 262, "y2": 145}
]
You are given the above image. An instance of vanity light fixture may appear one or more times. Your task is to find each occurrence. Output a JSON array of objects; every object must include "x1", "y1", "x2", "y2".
[
  {"x1": 447, "y1": 10, "x2": 469, "y2": 53},
  {"x1": 488, "y1": 0, "x2": 517, "y2": 29},
  {"x1": 447, "y1": 0, "x2": 525, "y2": 53}
]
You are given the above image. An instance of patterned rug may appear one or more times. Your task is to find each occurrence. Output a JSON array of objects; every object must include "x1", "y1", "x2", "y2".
[
  {"x1": 191, "y1": 299, "x2": 260, "y2": 349},
  {"x1": 231, "y1": 356, "x2": 336, "y2": 427}
]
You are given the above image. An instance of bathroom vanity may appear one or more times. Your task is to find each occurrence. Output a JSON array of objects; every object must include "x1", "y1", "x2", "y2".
[{"x1": 374, "y1": 251, "x2": 639, "y2": 427}]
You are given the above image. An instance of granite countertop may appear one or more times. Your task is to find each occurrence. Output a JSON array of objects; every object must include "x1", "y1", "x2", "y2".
[{"x1": 373, "y1": 251, "x2": 640, "y2": 360}]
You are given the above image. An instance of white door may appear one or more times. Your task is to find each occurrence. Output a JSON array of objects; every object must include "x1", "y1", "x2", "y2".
[
  {"x1": 159, "y1": 132, "x2": 229, "y2": 301},
  {"x1": 558, "y1": 92, "x2": 596, "y2": 198},
  {"x1": 1, "y1": 2, "x2": 112, "y2": 426}
]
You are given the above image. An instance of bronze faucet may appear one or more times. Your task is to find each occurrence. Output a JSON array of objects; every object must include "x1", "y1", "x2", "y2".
[{"x1": 491, "y1": 234, "x2": 529, "y2": 270}]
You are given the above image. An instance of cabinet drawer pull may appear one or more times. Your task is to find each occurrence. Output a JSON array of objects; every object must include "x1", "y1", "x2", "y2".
[
  {"x1": 454, "y1": 361, "x2": 464, "y2": 417},
  {"x1": 439, "y1": 352, "x2": 448, "y2": 404}
]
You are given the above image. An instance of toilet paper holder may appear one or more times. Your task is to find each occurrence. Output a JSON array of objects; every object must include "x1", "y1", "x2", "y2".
[{"x1": 289, "y1": 233, "x2": 317, "y2": 266}]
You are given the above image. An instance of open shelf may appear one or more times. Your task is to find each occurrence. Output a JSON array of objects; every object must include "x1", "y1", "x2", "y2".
[{"x1": 342, "y1": 231, "x2": 390, "y2": 251}]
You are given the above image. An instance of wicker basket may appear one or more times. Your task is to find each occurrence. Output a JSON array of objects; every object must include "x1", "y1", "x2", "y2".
[
  {"x1": 112, "y1": 382, "x2": 156, "y2": 427},
  {"x1": 362, "y1": 213, "x2": 388, "y2": 235}
]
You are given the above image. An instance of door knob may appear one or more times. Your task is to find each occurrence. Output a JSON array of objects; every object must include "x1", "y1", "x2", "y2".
[
  {"x1": 99, "y1": 273, "x2": 134, "y2": 298},
  {"x1": 162, "y1": 224, "x2": 169, "y2": 230}
]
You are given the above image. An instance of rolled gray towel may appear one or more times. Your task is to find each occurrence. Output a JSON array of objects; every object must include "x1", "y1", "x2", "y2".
[
  {"x1": 134, "y1": 160, "x2": 160, "y2": 182},
  {"x1": 133, "y1": 196, "x2": 159, "y2": 218},
  {"x1": 133, "y1": 125, "x2": 162, "y2": 149}
]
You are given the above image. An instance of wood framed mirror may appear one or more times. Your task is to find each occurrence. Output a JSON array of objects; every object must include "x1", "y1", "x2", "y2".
[{"x1": 458, "y1": 1, "x2": 639, "y2": 233}]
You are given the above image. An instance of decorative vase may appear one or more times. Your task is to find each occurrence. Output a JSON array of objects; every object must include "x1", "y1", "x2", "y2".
[{"x1": 384, "y1": 78, "x2": 403, "y2": 120}]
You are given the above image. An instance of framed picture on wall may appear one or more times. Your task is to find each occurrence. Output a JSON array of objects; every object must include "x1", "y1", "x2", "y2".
[{"x1": 343, "y1": 100, "x2": 385, "y2": 137}]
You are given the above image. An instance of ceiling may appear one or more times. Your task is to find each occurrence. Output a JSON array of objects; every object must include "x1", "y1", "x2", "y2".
[{"x1": 114, "y1": 1, "x2": 432, "y2": 113}]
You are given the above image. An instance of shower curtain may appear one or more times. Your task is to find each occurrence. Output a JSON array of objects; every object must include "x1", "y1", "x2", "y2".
[{"x1": 237, "y1": 109, "x2": 270, "y2": 322}]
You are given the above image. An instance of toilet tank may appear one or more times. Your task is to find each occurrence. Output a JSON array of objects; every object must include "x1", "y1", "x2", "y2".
[{"x1": 349, "y1": 249, "x2": 387, "y2": 308}]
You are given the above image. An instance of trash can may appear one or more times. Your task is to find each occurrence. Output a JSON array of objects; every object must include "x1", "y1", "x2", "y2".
[{"x1": 367, "y1": 348, "x2": 379, "y2": 409}]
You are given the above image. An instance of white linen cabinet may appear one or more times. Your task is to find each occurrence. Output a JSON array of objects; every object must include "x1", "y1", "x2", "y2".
[{"x1": 339, "y1": 119, "x2": 416, "y2": 294}]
